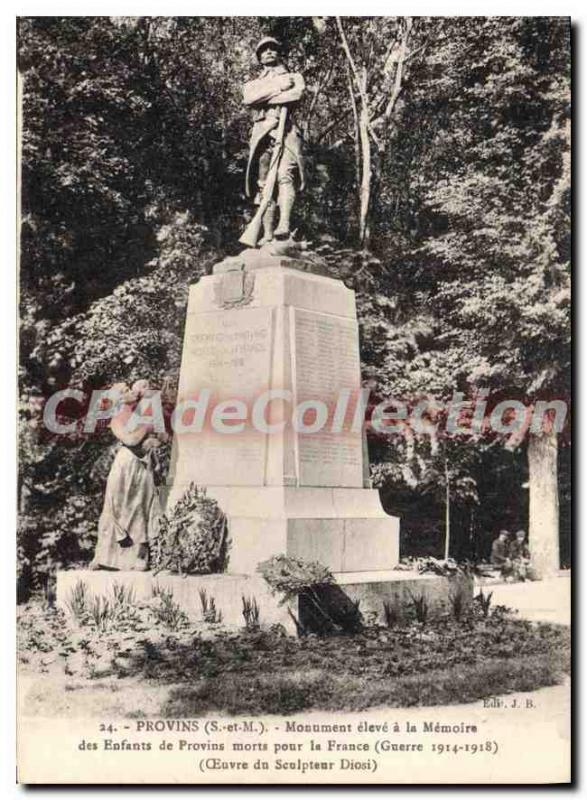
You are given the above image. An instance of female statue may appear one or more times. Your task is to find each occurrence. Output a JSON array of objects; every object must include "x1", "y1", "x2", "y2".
[{"x1": 90, "y1": 380, "x2": 164, "y2": 571}]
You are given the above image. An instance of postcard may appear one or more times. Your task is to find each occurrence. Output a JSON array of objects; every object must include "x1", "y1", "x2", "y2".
[{"x1": 16, "y1": 15, "x2": 571, "y2": 784}]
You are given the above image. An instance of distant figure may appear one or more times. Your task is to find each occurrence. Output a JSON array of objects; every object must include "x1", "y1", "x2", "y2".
[
  {"x1": 90, "y1": 381, "x2": 163, "y2": 572},
  {"x1": 508, "y1": 529, "x2": 534, "y2": 581},
  {"x1": 490, "y1": 530, "x2": 513, "y2": 579}
]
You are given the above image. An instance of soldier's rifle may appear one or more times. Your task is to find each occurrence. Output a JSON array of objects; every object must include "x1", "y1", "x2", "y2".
[{"x1": 239, "y1": 105, "x2": 288, "y2": 248}]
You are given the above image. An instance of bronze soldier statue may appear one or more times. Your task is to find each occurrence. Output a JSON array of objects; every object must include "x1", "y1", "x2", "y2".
[{"x1": 241, "y1": 37, "x2": 305, "y2": 246}]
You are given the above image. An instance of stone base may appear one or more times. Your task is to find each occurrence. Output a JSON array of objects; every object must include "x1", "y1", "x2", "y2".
[
  {"x1": 57, "y1": 569, "x2": 298, "y2": 634},
  {"x1": 332, "y1": 570, "x2": 474, "y2": 624},
  {"x1": 56, "y1": 569, "x2": 472, "y2": 636},
  {"x1": 165, "y1": 485, "x2": 400, "y2": 575},
  {"x1": 213, "y1": 244, "x2": 328, "y2": 276},
  {"x1": 166, "y1": 260, "x2": 401, "y2": 582}
]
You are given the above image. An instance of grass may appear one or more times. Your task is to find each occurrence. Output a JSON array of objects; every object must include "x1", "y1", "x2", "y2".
[
  {"x1": 161, "y1": 654, "x2": 566, "y2": 717},
  {"x1": 64, "y1": 580, "x2": 88, "y2": 620},
  {"x1": 18, "y1": 598, "x2": 570, "y2": 719}
]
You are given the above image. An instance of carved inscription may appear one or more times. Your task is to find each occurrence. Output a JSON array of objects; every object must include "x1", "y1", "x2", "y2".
[
  {"x1": 175, "y1": 307, "x2": 273, "y2": 486},
  {"x1": 293, "y1": 309, "x2": 364, "y2": 488}
]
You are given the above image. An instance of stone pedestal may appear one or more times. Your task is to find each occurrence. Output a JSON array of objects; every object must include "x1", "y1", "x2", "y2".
[
  {"x1": 167, "y1": 253, "x2": 400, "y2": 575},
  {"x1": 56, "y1": 569, "x2": 471, "y2": 635},
  {"x1": 186, "y1": 487, "x2": 398, "y2": 575},
  {"x1": 54, "y1": 254, "x2": 470, "y2": 641}
]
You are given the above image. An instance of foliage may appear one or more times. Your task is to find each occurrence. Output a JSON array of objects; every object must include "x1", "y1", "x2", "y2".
[
  {"x1": 150, "y1": 586, "x2": 190, "y2": 630},
  {"x1": 257, "y1": 554, "x2": 335, "y2": 604},
  {"x1": 111, "y1": 581, "x2": 136, "y2": 608},
  {"x1": 241, "y1": 595, "x2": 261, "y2": 631},
  {"x1": 21, "y1": 582, "x2": 194, "y2": 678},
  {"x1": 383, "y1": 599, "x2": 399, "y2": 629},
  {"x1": 398, "y1": 556, "x2": 480, "y2": 578},
  {"x1": 407, "y1": 591, "x2": 429, "y2": 625},
  {"x1": 18, "y1": 435, "x2": 115, "y2": 597},
  {"x1": 64, "y1": 578, "x2": 144, "y2": 632},
  {"x1": 198, "y1": 589, "x2": 223, "y2": 624},
  {"x1": 89, "y1": 595, "x2": 113, "y2": 633},
  {"x1": 258, "y1": 554, "x2": 362, "y2": 635},
  {"x1": 64, "y1": 579, "x2": 88, "y2": 620},
  {"x1": 19, "y1": 597, "x2": 569, "y2": 716},
  {"x1": 150, "y1": 484, "x2": 228, "y2": 575},
  {"x1": 474, "y1": 589, "x2": 494, "y2": 618},
  {"x1": 449, "y1": 586, "x2": 467, "y2": 620}
]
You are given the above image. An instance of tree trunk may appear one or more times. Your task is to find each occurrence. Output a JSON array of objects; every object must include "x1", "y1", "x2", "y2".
[
  {"x1": 335, "y1": 18, "x2": 373, "y2": 246},
  {"x1": 358, "y1": 104, "x2": 371, "y2": 246},
  {"x1": 528, "y1": 429, "x2": 560, "y2": 577},
  {"x1": 346, "y1": 66, "x2": 361, "y2": 190}
]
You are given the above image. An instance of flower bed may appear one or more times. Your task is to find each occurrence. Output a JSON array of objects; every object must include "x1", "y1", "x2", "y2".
[{"x1": 18, "y1": 585, "x2": 570, "y2": 717}]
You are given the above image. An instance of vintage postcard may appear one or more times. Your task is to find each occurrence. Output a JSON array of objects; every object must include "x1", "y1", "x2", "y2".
[{"x1": 16, "y1": 14, "x2": 571, "y2": 784}]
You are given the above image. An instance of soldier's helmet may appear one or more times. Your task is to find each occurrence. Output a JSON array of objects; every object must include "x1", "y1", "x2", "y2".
[{"x1": 255, "y1": 36, "x2": 281, "y2": 62}]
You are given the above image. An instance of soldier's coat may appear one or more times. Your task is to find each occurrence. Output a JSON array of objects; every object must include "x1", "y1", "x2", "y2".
[{"x1": 243, "y1": 64, "x2": 305, "y2": 199}]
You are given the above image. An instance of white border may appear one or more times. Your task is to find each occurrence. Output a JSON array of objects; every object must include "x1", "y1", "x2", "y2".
[{"x1": 3, "y1": 2, "x2": 585, "y2": 13}]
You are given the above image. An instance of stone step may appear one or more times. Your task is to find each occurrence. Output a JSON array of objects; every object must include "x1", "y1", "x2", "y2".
[{"x1": 56, "y1": 568, "x2": 472, "y2": 636}]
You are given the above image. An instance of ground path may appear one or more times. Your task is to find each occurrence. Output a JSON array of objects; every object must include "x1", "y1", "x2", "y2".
[{"x1": 475, "y1": 573, "x2": 571, "y2": 625}]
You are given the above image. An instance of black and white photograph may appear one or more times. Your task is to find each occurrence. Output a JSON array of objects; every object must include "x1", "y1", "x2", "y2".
[{"x1": 14, "y1": 11, "x2": 571, "y2": 784}]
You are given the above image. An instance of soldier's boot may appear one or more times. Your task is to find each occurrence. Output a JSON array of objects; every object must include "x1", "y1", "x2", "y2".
[
  {"x1": 274, "y1": 183, "x2": 295, "y2": 239},
  {"x1": 258, "y1": 200, "x2": 277, "y2": 246}
]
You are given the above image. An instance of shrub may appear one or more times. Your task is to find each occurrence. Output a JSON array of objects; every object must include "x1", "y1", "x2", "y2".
[
  {"x1": 65, "y1": 580, "x2": 88, "y2": 621},
  {"x1": 258, "y1": 554, "x2": 362, "y2": 635},
  {"x1": 407, "y1": 591, "x2": 429, "y2": 625},
  {"x1": 474, "y1": 589, "x2": 493, "y2": 618},
  {"x1": 111, "y1": 582, "x2": 136, "y2": 609},
  {"x1": 198, "y1": 589, "x2": 223, "y2": 624},
  {"x1": 89, "y1": 595, "x2": 114, "y2": 632},
  {"x1": 449, "y1": 586, "x2": 467, "y2": 620},
  {"x1": 150, "y1": 484, "x2": 228, "y2": 575},
  {"x1": 383, "y1": 599, "x2": 399, "y2": 628},
  {"x1": 151, "y1": 585, "x2": 190, "y2": 630},
  {"x1": 17, "y1": 492, "x2": 100, "y2": 601},
  {"x1": 242, "y1": 595, "x2": 260, "y2": 631}
]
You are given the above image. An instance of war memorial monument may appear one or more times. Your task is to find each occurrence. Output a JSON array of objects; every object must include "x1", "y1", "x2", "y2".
[{"x1": 57, "y1": 36, "x2": 471, "y2": 630}]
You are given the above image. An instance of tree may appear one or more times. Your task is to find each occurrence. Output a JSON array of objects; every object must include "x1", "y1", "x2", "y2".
[
  {"x1": 364, "y1": 17, "x2": 570, "y2": 574},
  {"x1": 333, "y1": 16, "x2": 417, "y2": 246}
]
